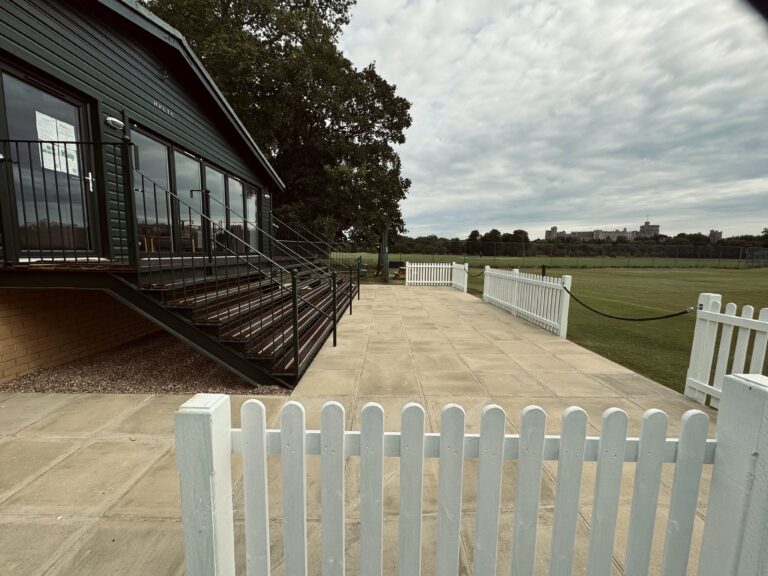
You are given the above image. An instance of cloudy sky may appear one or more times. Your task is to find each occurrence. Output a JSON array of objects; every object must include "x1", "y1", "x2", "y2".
[{"x1": 340, "y1": 0, "x2": 768, "y2": 239}]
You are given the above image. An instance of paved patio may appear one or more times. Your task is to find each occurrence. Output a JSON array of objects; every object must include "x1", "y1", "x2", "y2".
[{"x1": 0, "y1": 285, "x2": 715, "y2": 575}]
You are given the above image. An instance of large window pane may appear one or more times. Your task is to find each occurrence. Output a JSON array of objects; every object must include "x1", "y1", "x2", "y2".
[
  {"x1": 228, "y1": 178, "x2": 245, "y2": 246},
  {"x1": 246, "y1": 187, "x2": 259, "y2": 250},
  {"x1": 132, "y1": 131, "x2": 172, "y2": 253},
  {"x1": 174, "y1": 152, "x2": 203, "y2": 253},
  {"x1": 205, "y1": 167, "x2": 226, "y2": 253}
]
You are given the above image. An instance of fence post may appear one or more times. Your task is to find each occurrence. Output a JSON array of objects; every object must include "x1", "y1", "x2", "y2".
[
  {"x1": 559, "y1": 275, "x2": 572, "y2": 339},
  {"x1": 464, "y1": 263, "x2": 469, "y2": 293},
  {"x1": 699, "y1": 374, "x2": 768, "y2": 576},
  {"x1": 482, "y1": 266, "x2": 490, "y2": 301},
  {"x1": 684, "y1": 293, "x2": 722, "y2": 404},
  {"x1": 175, "y1": 394, "x2": 235, "y2": 576}
]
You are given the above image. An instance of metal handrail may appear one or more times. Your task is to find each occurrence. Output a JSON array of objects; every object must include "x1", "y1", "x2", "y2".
[
  {"x1": 271, "y1": 215, "x2": 355, "y2": 272},
  {"x1": 135, "y1": 172, "x2": 335, "y2": 323},
  {"x1": 205, "y1": 193, "x2": 333, "y2": 281}
]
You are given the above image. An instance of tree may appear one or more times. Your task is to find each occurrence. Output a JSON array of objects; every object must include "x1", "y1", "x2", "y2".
[
  {"x1": 468, "y1": 230, "x2": 480, "y2": 242},
  {"x1": 143, "y1": 0, "x2": 411, "y2": 244},
  {"x1": 481, "y1": 229, "x2": 502, "y2": 243}
]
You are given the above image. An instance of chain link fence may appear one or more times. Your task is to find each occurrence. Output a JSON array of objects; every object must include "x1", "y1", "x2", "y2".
[{"x1": 366, "y1": 241, "x2": 767, "y2": 269}]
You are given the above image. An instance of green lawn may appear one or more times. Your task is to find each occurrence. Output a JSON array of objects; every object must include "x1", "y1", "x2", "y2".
[{"x1": 375, "y1": 265, "x2": 768, "y2": 393}]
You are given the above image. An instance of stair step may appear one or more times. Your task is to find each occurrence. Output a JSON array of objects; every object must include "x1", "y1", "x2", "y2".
[
  {"x1": 219, "y1": 281, "x2": 331, "y2": 343},
  {"x1": 246, "y1": 285, "x2": 337, "y2": 360},
  {"x1": 270, "y1": 286, "x2": 351, "y2": 375},
  {"x1": 166, "y1": 278, "x2": 275, "y2": 309}
]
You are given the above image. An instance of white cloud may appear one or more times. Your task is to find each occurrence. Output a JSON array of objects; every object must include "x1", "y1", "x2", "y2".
[{"x1": 340, "y1": 0, "x2": 768, "y2": 239}]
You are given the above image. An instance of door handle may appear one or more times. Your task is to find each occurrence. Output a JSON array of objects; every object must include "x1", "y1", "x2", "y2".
[{"x1": 85, "y1": 171, "x2": 94, "y2": 192}]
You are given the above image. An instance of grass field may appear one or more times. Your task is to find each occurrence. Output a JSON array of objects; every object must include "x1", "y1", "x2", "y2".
[
  {"x1": 374, "y1": 265, "x2": 768, "y2": 393},
  {"x1": 351, "y1": 251, "x2": 755, "y2": 270}
]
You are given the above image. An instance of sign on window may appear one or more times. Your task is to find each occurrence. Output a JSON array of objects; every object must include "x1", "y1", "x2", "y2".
[{"x1": 35, "y1": 111, "x2": 79, "y2": 176}]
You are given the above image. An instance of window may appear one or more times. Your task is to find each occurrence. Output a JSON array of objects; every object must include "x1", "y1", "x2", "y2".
[{"x1": 174, "y1": 151, "x2": 203, "y2": 253}]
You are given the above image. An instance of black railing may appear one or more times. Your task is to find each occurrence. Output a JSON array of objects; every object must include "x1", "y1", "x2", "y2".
[
  {"x1": 272, "y1": 215, "x2": 361, "y2": 304},
  {"x1": 136, "y1": 173, "x2": 337, "y2": 379},
  {"x1": 0, "y1": 140, "x2": 134, "y2": 265}
]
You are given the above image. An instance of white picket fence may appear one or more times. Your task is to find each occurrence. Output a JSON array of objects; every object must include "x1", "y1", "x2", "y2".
[
  {"x1": 404, "y1": 261, "x2": 468, "y2": 292},
  {"x1": 482, "y1": 267, "x2": 572, "y2": 338},
  {"x1": 685, "y1": 293, "x2": 768, "y2": 408},
  {"x1": 175, "y1": 374, "x2": 768, "y2": 576}
]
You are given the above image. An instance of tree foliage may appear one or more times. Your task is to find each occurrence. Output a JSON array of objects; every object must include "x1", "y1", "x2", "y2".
[{"x1": 143, "y1": 0, "x2": 411, "y2": 242}]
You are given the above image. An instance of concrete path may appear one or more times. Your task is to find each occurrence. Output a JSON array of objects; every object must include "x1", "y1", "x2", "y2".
[{"x1": 0, "y1": 285, "x2": 715, "y2": 575}]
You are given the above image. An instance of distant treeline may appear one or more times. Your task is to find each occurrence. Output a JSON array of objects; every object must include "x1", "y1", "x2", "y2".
[{"x1": 368, "y1": 228, "x2": 768, "y2": 254}]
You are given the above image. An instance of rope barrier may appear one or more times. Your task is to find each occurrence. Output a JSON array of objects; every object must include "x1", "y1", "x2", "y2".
[
  {"x1": 467, "y1": 269, "x2": 485, "y2": 277},
  {"x1": 561, "y1": 284, "x2": 695, "y2": 322}
]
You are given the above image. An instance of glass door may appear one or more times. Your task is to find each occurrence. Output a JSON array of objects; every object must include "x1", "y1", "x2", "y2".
[
  {"x1": 1, "y1": 72, "x2": 96, "y2": 259},
  {"x1": 132, "y1": 131, "x2": 172, "y2": 253}
]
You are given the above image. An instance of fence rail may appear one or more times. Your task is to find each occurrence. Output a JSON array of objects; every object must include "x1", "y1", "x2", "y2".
[
  {"x1": 175, "y1": 374, "x2": 768, "y2": 576},
  {"x1": 483, "y1": 267, "x2": 572, "y2": 338},
  {"x1": 685, "y1": 293, "x2": 768, "y2": 408}
]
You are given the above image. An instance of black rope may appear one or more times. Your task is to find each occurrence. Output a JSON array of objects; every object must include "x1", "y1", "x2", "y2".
[
  {"x1": 561, "y1": 284, "x2": 695, "y2": 322},
  {"x1": 467, "y1": 269, "x2": 485, "y2": 277}
]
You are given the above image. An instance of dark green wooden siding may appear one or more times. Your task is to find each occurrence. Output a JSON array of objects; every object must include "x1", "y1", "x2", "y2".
[{"x1": 0, "y1": 0, "x2": 271, "y2": 259}]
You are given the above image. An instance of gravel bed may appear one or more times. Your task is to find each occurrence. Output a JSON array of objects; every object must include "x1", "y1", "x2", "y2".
[{"x1": 0, "y1": 332, "x2": 289, "y2": 395}]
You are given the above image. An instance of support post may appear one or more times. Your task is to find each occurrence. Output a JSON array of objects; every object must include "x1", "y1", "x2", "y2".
[
  {"x1": 684, "y1": 293, "x2": 722, "y2": 405},
  {"x1": 175, "y1": 394, "x2": 235, "y2": 576},
  {"x1": 699, "y1": 374, "x2": 768, "y2": 576},
  {"x1": 482, "y1": 265, "x2": 491, "y2": 302},
  {"x1": 332, "y1": 270, "x2": 337, "y2": 347},
  {"x1": 559, "y1": 275, "x2": 572, "y2": 339},
  {"x1": 348, "y1": 267, "x2": 353, "y2": 315},
  {"x1": 357, "y1": 256, "x2": 361, "y2": 300},
  {"x1": 463, "y1": 262, "x2": 469, "y2": 292},
  {"x1": 291, "y1": 270, "x2": 300, "y2": 377}
]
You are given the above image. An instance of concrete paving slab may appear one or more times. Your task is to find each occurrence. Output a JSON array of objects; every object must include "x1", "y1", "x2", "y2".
[
  {"x1": 450, "y1": 339, "x2": 497, "y2": 353},
  {"x1": 0, "y1": 393, "x2": 80, "y2": 435},
  {"x1": 291, "y1": 369, "x2": 360, "y2": 396},
  {"x1": 512, "y1": 353, "x2": 579, "y2": 373},
  {"x1": 20, "y1": 394, "x2": 150, "y2": 438},
  {"x1": 357, "y1": 369, "x2": 421, "y2": 397},
  {"x1": 107, "y1": 449, "x2": 179, "y2": 518},
  {"x1": 475, "y1": 370, "x2": 553, "y2": 397},
  {"x1": 0, "y1": 516, "x2": 90, "y2": 576},
  {"x1": 364, "y1": 351, "x2": 414, "y2": 372},
  {"x1": 0, "y1": 391, "x2": 16, "y2": 402},
  {"x1": 1, "y1": 439, "x2": 166, "y2": 515},
  {"x1": 493, "y1": 339, "x2": 548, "y2": 355},
  {"x1": 589, "y1": 373, "x2": 681, "y2": 397},
  {"x1": 534, "y1": 372, "x2": 621, "y2": 398},
  {"x1": 102, "y1": 394, "x2": 186, "y2": 438},
  {"x1": 557, "y1": 353, "x2": 634, "y2": 374},
  {"x1": 419, "y1": 371, "x2": 486, "y2": 397},
  {"x1": 47, "y1": 518, "x2": 184, "y2": 576},
  {"x1": 412, "y1": 351, "x2": 468, "y2": 372},
  {"x1": 460, "y1": 352, "x2": 522, "y2": 372},
  {"x1": 0, "y1": 439, "x2": 79, "y2": 500}
]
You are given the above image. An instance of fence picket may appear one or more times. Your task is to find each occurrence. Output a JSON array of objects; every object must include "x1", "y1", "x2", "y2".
[
  {"x1": 549, "y1": 407, "x2": 588, "y2": 576},
  {"x1": 436, "y1": 405, "x2": 466, "y2": 575},
  {"x1": 624, "y1": 410, "x2": 668, "y2": 576},
  {"x1": 399, "y1": 404, "x2": 426, "y2": 576},
  {"x1": 360, "y1": 403, "x2": 384, "y2": 576},
  {"x1": 749, "y1": 308, "x2": 768, "y2": 373},
  {"x1": 587, "y1": 408, "x2": 628, "y2": 576},
  {"x1": 473, "y1": 405, "x2": 507, "y2": 575},
  {"x1": 511, "y1": 406, "x2": 547, "y2": 576},
  {"x1": 321, "y1": 402, "x2": 346, "y2": 576},
  {"x1": 281, "y1": 401, "x2": 308, "y2": 576},
  {"x1": 660, "y1": 410, "x2": 709, "y2": 576},
  {"x1": 731, "y1": 305, "x2": 755, "y2": 373},
  {"x1": 242, "y1": 400, "x2": 271, "y2": 576},
  {"x1": 712, "y1": 303, "x2": 738, "y2": 395}
]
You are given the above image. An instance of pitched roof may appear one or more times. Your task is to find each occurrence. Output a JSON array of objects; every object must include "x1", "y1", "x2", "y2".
[{"x1": 98, "y1": 0, "x2": 285, "y2": 190}]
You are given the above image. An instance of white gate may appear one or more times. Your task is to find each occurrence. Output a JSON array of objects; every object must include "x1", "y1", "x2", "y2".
[
  {"x1": 175, "y1": 374, "x2": 768, "y2": 575},
  {"x1": 684, "y1": 292, "x2": 768, "y2": 408},
  {"x1": 405, "y1": 261, "x2": 468, "y2": 292}
]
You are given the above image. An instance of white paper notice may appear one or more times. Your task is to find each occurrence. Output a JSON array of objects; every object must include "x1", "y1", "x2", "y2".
[{"x1": 35, "y1": 111, "x2": 79, "y2": 176}]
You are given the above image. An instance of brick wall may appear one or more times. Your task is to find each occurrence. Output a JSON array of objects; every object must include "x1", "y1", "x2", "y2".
[{"x1": 0, "y1": 288, "x2": 160, "y2": 383}]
